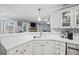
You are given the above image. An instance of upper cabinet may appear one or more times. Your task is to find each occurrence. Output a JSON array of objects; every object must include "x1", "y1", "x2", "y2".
[
  {"x1": 75, "y1": 9, "x2": 79, "y2": 26},
  {"x1": 62, "y1": 10, "x2": 71, "y2": 27},
  {"x1": 51, "y1": 5, "x2": 79, "y2": 29},
  {"x1": 61, "y1": 7, "x2": 74, "y2": 28},
  {"x1": 52, "y1": 10, "x2": 62, "y2": 28},
  {"x1": 74, "y1": 6, "x2": 79, "y2": 28}
]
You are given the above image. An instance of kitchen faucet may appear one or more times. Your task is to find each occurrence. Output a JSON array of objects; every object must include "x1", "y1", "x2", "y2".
[
  {"x1": 33, "y1": 31, "x2": 43, "y2": 38},
  {"x1": 33, "y1": 25, "x2": 43, "y2": 38},
  {"x1": 40, "y1": 29, "x2": 43, "y2": 37}
]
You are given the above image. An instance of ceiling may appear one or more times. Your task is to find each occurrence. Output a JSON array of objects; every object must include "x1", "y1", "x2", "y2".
[{"x1": 0, "y1": 4, "x2": 64, "y2": 23}]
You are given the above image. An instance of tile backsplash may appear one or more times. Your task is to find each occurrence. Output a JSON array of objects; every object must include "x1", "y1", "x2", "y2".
[{"x1": 52, "y1": 28, "x2": 79, "y2": 40}]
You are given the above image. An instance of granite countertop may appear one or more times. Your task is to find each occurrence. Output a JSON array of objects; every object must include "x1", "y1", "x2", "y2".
[{"x1": 0, "y1": 32, "x2": 79, "y2": 51}]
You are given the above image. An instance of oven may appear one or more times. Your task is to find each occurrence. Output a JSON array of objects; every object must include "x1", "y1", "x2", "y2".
[{"x1": 67, "y1": 43, "x2": 79, "y2": 55}]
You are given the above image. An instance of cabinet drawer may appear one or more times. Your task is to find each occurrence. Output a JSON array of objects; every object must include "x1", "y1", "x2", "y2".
[
  {"x1": 43, "y1": 41, "x2": 51, "y2": 44},
  {"x1": 34, "y1": 41, "x2": 42, "y2": 44},
  {"x1": 33, "y1": 41, "x2": 43, "y2": 47},
  {"x1": 67, "y1": 43, "x2": 79, "y2": 48},
  {"x1": 55, "y1": 41, "x2": 60, "y2": 45},
  {"x1": 23, "y1": 43, "x2": 32, "y2": 49},
  {"x1": 8, "y1": 48, "x2": 19, "y2": 55},
  {"x1": 55, "y1": 41, "x2": 65, "y2": 46},
  {"x1": 55, "y1": 49, "x2": 60, "y2": 55},
  {"x1": 55, "y1": 45, "x2": 65, "y2": 51},
  {"x1": 60, "y1": 46, "x2": 66, "y2": 51},
  {"x1": 60, "y1": 50, "x2": 65, "y2": 55},
  {"x1": 8, "y1": 45, "x2": 24, "y2": 55},
  {"x1": 60, "y1": 42, "x2": 65, "y2": 47},
  {"x1": 55, "y1": 49, "x2": 65, "y2": 55},
  {"x1": 23, "y1": 50, "x2": 33, "y2": 55}
]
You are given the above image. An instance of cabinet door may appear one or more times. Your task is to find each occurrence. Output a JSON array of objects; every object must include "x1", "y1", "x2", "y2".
[
  {"x1": 54, "y1": 41, "x2": 66, "y2": 55},
  {"x1": 61, "y1": 7, "x2": 74, "y2": 28},
  {"x1": 8, "y1": 41, "x2": 33, "y2": 55},
  {"x1": 74, "y1": 6, "x2": 79, "y2": 28},
  {"x1": 55, "y1": 49, "x2": 65, "y2": 55},
  {"x1": 8, "y1": 46, "x2": 23, "y2": 55},
  {"x1": 43, "y1": 40, "x2": 54, "y2": 55},
  {"x1": 52, "y1": 10, "x2": 61, "y2": 28},
  {"x1": 23, "y1": 41, "x2": 33, "y2": 55},
  {"x1": 33, "y1": 41, "x2": 43, "y2": 55}
]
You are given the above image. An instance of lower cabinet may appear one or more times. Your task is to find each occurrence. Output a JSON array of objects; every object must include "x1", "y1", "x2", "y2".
[
  {"x1": 7, "y1": 40, "x2": 66, "y2": 55},
  {"x1": 7, "y1": 41, "x2": 33, "y2": 55},
  {"x1": 22, "y1": 41, "x2": 33, "y2": 55},
  {"x1": 54, "y1": 41, "x2": 66, "y2": 55},
  {"x1": 43, "y1": 40, "x2": 55, "y2": 55},
  {"x1": 33, "y1": 40, "x2": 43, "y2": 55},
  {"x1": 33, "y1": 40, "x2": 55, "y2": 55}
]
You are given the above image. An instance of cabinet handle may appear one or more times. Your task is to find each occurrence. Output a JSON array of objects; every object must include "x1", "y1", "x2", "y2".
[
  {"x1": 16, "y1": 50, "x2": 18, "y2": 52},
  {"x1": 21, "y1": 52, "x2": 23, "y2": 54},
  {"x1": 68, "y1": 47, "x2": 79, "y2": 51}
]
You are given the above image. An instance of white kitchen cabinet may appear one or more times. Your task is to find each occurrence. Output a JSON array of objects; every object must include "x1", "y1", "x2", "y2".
[
  {"x1": 61, "y1": 7, "x2": 74, "y2": 28},
  {"x1": 23, "y1": 41, "x2": 33, "y2": 55},
  {"x1": 7, "y1": 45, "x2": 24, "y2": 55},
  {"x1": 54, "y1": 41, "x2": 66, "y2": 55},
  {"x1": 52, "y1": 10, "x2": 62, "y2": 28},
  {"x1": 73, "y1": 6, "x2": 79, "y2": 28},
  {"x1": 51, "y1": 6, "x2": 76, "y2": 28},
  {"x1": 33, "y1": 40, "x2": 55, "y2": 55},
  {"x1": 7, "y1": 40, "x2": 67, "y2": 55},
  {"x1": 7, "y1": 40, "x2": 55, "y2": 55},
  {"x1": 7, "y1": 41, "x2": 33, "y2": 55},
  {"x1": 33, "y1": 40, "x2": 43, "y2": 55},
  {"x1": 61, "y1": 5, "x2": 79, "y2": 28},
  {"x1": 43, "y1": 40, "x2": 54, "y2": 55}
]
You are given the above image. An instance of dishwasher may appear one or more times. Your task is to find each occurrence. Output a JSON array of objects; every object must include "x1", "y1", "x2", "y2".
[{"x1": 67, "y1": 43, "x2": 79, "y2": 55}]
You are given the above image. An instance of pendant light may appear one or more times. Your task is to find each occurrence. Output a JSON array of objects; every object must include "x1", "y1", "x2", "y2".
[
  {"x1": 47, "y1": 21, "x2": 50, "y2": 24},
  {"x1": 38, "y1": 8, "x2": 41, "y2": 21},
  {"x1": 37, "y1": 8, "x2": 50, "y2": 25}
]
